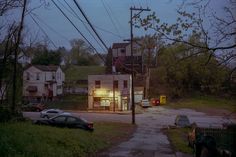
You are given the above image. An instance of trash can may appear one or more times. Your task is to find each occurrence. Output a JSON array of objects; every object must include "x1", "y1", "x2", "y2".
[{"x1": 160, "y1": 95, "x2": 166, "y2": 105}]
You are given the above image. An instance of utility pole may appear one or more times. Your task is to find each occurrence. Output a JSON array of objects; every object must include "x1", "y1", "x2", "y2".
[
  {"x1": 130, "y1": 6, "x2": 150, "y2": 124},
  {"x1": 113, "y1": 75, "x2": 115, "y2": 112}
]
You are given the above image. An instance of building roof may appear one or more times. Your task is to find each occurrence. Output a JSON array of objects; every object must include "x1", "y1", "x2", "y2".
[
  {"x1": 25, "y1": 65, "x2": 60, "y2": 72},
  {"x1": 112, "y1": 43, "x2": 129, "y2": 49}
]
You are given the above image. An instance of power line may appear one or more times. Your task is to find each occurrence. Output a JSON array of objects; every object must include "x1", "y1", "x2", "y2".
[
  {"x1": 61, "y1": 0, "x2": 106, "y2": 52},
  {"x1": 51, "y1": 0, "x2": 105, "y2": 63},
  {"x1": 61, "y1": 1, "x2": 124, "y2": 39},
  {"x1": 101, "y1": 0, "x2": 122, "y2": 39},
  {"x1": 31, "y1": 12, "x2": 70, "y2": 43},
  {"x1": 29, "y1": 14, "x2": 57, "y2": 48},
  {"x1": 73, "y1": 0, "x2": 109, "y2": 51}
]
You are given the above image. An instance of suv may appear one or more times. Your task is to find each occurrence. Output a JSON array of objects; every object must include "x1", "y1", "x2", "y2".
[
  {"x1": 140, "y1": 99, "x2": 151, "y2": 108},
  {"x1": 175, "y1": 115, "x2": 191, "y2": 127}
]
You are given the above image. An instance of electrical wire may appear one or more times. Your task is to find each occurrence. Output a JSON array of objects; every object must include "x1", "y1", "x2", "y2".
[
  {"x1": 31, "y1": 12, "x2": 70, "y2": 43},
  {"x1": 61, "y1": 0, "x2": 107, "y2": 52},
  {"x1": 60, "y1": 0, "x2": 124, "y2": 39},
  {"x1": 101, "y1": 0, "x2": 122, "y2": 40},
  {"x1": 73, "y1": 0, "x2": 109, "y2": 51},
  {"x1": 51, "y1": 0, "x2": 105, "y2": 63},
  {"x1": 29, "y1": 14, "x2": 57, "y2": 48}
]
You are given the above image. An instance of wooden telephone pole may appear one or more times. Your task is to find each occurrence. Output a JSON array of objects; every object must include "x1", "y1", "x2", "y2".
[{"x1": 130, "y1": 7, "x2": 150, "y2": 124}]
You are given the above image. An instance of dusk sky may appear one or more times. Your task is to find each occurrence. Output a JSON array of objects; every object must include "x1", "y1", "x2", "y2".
[{"x1": 4, "y1": 0, "x2": 229, "y2": 53}]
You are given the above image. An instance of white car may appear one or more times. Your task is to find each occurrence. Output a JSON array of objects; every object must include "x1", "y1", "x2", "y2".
[
  {"x1": 140, "y1": 99, "x2": 151, "y2": 108},
  {"x1": 40, "y1": 109, "x2": 64, "y2": 119}
]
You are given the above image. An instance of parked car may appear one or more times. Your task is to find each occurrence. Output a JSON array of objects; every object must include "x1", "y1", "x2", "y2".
[
  {"x1": 151, "y1": 98, "x2": 160, "y2": 106},
  {"x1": 33, "y1": 114, "x2": 94, "y2": 131},
  {"x1": 40, "y1": 109, "x2": 65, "y2": 119},
  {"x1": 140, "y1": 99, "x2": 151, "y2": 108},
  {"x1": 21, "y1": 102, "x2": 46, "y2": 112},
  {"x1": 175, "y1": 115, "x2": 191, "y2": 127}
]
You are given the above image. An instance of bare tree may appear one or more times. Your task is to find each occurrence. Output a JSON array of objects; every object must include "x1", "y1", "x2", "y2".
[
  {"x1": 136, "y1": 0, "x2": 236, "y2": 74},
  {"x1": 0, "y1": 0, "x2": 22, "y2": 16}
]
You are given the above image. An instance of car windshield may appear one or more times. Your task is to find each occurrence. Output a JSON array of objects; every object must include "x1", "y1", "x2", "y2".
[{"x1": 80, "y1": 117, "x2": 88, "y2": 123}]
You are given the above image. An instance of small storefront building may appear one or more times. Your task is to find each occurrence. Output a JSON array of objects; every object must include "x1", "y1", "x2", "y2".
[{"x1": 88, "y1": 74, "x2": 132, "y2": 111}]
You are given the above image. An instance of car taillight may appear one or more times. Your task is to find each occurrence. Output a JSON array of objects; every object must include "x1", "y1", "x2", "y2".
[{"x1": 88, "y1": 123, "x2": 93, "y2": 128}]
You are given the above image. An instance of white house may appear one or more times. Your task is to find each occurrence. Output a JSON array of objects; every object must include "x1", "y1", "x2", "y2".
[
  {"x1": 88, "y1": 74, "x2": 132, "y2": 111},
  {"x1": 23, "y1": 65, "x2": 65, "y2": 101},
  {"x1": 18, "y1": 52, "x2": 31, "y2": 66}
]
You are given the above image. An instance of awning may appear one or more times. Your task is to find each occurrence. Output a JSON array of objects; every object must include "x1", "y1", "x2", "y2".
[{"x1": 26, "y1": 86, "x2": 37, "y2": 92}]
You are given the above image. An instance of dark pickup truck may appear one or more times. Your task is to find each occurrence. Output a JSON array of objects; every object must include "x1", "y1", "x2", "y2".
[{"x1": 188, "y1": 125, "x2": 236, "y2": 157}]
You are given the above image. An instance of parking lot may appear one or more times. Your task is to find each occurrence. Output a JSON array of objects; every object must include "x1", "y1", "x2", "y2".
[{"x1": 23, "y1": 106, "x2": 235, "y2": 157}]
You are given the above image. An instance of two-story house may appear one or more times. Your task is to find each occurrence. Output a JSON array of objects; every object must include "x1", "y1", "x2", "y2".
[
  {"x1": 112, "y1": 42, "x2": 143, "y2": 74},
  {"x1": 112, "y1": 42, "x2": 149, "y2": 101},
  {"x1": 88, "y1": 74, "x2": 131, "y2": 111},
  {"x1": 23, "y1": 65, "x2": 65, "y2": 101}
]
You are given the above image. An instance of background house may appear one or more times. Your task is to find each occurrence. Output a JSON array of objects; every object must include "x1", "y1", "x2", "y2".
[
  {"x1": 23, "y1": 65, "x2": 65, "y2": 101},
  {"x1": 112, "y1": 42, "x2": 149, "y2": 100},
  {"x1": 112, "y1": 42, "x2": 144, "y2": 74},
  {"x1": 17, "y1": 52, "x2": 32, "y2": 67},
  {"x1": 88, "y1": 74, "x2": 131, "y2": 111}
]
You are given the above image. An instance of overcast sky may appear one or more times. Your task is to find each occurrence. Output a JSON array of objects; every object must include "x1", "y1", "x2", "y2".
[{"x1": 3, "y1": 0, "x2": 229, "y2": 53}]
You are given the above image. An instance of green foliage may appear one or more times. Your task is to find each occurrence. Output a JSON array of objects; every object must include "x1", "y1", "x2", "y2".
[
  {"x1": 0, "y1": 107, "x2": 11, "y2": 122},
  {"x1": 65, "y1": 65, "x2": 105, "y2": 81},
  {"x1": 0, "y1": 122, "x2": 135, "y2": 157},
  {"x1": 151, "y1": 36, "x2": 229, "y2": 98},
  {"x1": 68, "y1": 39, "x2": 101, "y2": 66},
  {"x1": 32, "y1": 50, "x2": 61, "y2": 65},
  {"x1": 167, "y1": 95, "x2": 236, "y2": 112}
]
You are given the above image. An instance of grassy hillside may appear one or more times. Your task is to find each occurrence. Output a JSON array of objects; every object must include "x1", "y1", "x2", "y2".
[
  {"x1": 167, "y1": 95, "x2": 236, "y2": 112},
  {"x1": 0, "y1": 122, "x2": 135, "y2": 157},
  {"x1": 64, "y1": 65, "x2": 105, "y2": 81}
]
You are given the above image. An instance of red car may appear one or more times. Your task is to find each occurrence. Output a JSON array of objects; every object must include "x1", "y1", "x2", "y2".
[{"x1": 151, "y1": 98, "x2": 160, "y2": 106}]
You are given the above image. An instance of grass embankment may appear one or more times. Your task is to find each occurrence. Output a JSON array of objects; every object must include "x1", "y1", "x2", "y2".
[
  {"x1": 45, "y1": 95, "x2": 87, "y2": 110},
  {"x1": 0, "y1": 121, "x2": 135, "y2": 157},
  {"x1": 167, "y1": 95, "x2": 236, "y2": 112},
  {"x1": 65, "y1": 65, "x2": 105, "y2": 81},
  {"x1": 164, "y1": 127, "x2": 193, "y2": 154}
]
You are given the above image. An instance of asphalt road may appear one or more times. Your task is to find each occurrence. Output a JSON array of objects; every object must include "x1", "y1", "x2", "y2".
[{"x1": 23, "y1": 107, "x2": 236, "y2": 157}]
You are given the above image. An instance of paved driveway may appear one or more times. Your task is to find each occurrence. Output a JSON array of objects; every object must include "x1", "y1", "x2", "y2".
[{"x1": 23, "y1": 107, "x2": 236, "y2": 157}]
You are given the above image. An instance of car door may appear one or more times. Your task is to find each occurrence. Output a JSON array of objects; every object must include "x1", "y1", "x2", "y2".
[
  {"x1": 51, "y1": 115, "x2": 67, "y2": 127},
  {"x1": 67, "y1": 116, "x2": 84, "y2": 128},
  {"x1": 66, "y1": 116, "x2": 78, "y2": 128}
]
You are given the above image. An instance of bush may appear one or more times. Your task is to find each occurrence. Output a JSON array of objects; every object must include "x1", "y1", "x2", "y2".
[
  {"x1": 0, "y1": 107, "x2": 11, "y2": 122},
  {"x1": 0, "y1": 107, "x2": 25, "y2": 122}
]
